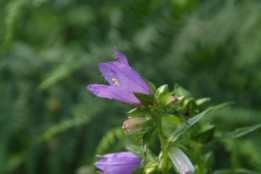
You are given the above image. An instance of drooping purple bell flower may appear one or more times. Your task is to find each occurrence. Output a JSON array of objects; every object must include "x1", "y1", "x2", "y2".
[
  {"x1": 87, "y1": 47, "x2": 152, "y2": 104},
  {"x1": 94, "y1": 152, "x2": 141, "y2": 174}
]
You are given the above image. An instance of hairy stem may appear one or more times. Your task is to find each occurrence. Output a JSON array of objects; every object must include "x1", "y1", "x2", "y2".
[{"x1": 156, "y1": 111, "x2": 168, "y2": 174}]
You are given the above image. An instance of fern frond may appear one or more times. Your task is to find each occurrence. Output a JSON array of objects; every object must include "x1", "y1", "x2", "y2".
[
  {"x1": 38, "y1": 115, "x2": 92, "y2": 141},
  {"x1": 4, "y1": 0, "x2": 28, "y2": 47},
  {"x1": 240, "y1": 140, "x2": 261, "y2": 172},
  {"x1": 94, "y1": 127, "x2": 126, "y2": 156}
]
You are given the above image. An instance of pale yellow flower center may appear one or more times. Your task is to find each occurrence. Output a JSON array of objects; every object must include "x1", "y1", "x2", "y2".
[{"x1": 112, "y1": 78, "x2": 120, "y2": 86}]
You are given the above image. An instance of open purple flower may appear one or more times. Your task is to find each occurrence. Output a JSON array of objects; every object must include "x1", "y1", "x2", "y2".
[
  {"x1": 87, "y1": 47, "x2": 152, "y2": 104},
  {"x1": 94, "y1": 152, "x2": 141, "y2": 174}
]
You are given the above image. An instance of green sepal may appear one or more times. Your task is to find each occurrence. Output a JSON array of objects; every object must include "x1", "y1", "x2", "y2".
[
  {"x1": 168, "y1": 107, "x2": 213, "y2": 142},
  {"x1": 174, "y1": 83, "x2": 192, "y2": 98},
  {"x1": 131, "y1": 167, "x2": 144, "y2": 174},
  {"x1": 156, "y1": 84, "x2": 169, "y2": 99},
  {"x1": 159, "y1": 91, "x2": 175, "y2": 107},
  {"x1": 134, "y1": 92, "x2": 155, "y2": 107},
  {"x1": 184, "y1": 98, "x2": 198, "y2": 113},
  {"x1": 191, "y1": 124, "x2": 215, "y2": 144},
  {"x1": 126, "y1": 145, "x2": 143, "y2": 158},
  {"x1": 147, "y1": 149, "x2": 159, "y2": 163},
  {"x1": 127, "y1": 107, "x2": 151, "y2": 118},
  {"x1": 145, "y1": 162, "x2": 160, "y2": 174},
  {"x1": 161, "y1": 141, "x2": 182, "y2": 150},
  {"x1": 220, "y1": 124, "x2": 261, "y2": 139},
  {"x1": 143, "y1": 77, "x2": 156, "y2": 94}
]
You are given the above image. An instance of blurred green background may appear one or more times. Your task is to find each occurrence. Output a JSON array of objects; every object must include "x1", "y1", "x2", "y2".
[{"x1": 0, "y1": 0, "x2": 261, "y2": 173}]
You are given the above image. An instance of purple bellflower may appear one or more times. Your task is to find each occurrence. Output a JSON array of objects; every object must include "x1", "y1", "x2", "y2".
[
  {"x1": 87, "y1": 47, "x2": 152, "y2": 105},
  {"x1": 95, "y1": 152, "x2": 141, "y2": 174}
]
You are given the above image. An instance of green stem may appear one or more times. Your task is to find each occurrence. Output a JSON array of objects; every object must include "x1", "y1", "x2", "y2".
[
  {"x1": 195, "y1": 142, "x2": 205, "y2": 174},
  {"x1": 155, "y1": 112, "x2": 168, "y2": 174}
]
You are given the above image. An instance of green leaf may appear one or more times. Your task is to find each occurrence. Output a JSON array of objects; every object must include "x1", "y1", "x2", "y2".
[
  {"x1": 168, "y1": 107, "x2": 212, "y2": 142},
  {"x1": 131, "y1": 167, "x2": 144, "y2": 174},
  {"x1": 134, "y1": 92, "x2": 154, "y2": 107},
  {"x1": 172, "y1": 111, "x2": 189, "y2": 126},
  {"x1": 210, "y1": 101, "x2": 234, "y2": 112},
  {"x1": 162, "y1": 115, "x2": 181, "y2": 124},
  {"x1": 191, "y1": 125, "x2": 215, "y2": 144},
  {"x1": 196, "y1": 97, "x2": 211, "y2": 106},
  {"x1": 126, "y1": 145, "x2": 143, "y2": 158},
  {"x1": 220, "y1": 124, "x2": 261, "y2": 139},
  {"x1": 213, "y1": 168, "x2": 261, "y2": 174}
]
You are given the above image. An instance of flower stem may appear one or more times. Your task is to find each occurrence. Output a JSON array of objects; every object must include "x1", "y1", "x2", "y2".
[
  {"x1": 195, "y1": 142, "x2": 205, "y2": 173},
  {"x1": 155, "y1": 111, "x2": 168, "y2": 174}
]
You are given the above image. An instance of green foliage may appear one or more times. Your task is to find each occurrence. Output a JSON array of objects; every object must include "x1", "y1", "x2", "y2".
[{"x1": 94, "y1": 127, "x2": 126, "y2": 156}]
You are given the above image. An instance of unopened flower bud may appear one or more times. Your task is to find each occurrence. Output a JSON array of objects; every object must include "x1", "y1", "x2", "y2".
[
  {"x1": 166, "y1": 96, "x2": 178, "y2": 107},
  {"x1": 168, "y1": 147, "x2": 194, "y2": 174},
  {"x1": 156, "y1": 84, "x2": 169, "y2": 99},
  {"x1": 122, "y1": 117, "x2": 149, "y2": 134}
]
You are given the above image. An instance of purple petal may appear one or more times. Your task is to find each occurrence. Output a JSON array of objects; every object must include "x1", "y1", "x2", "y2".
[
  {"x1": 94, "y1": 152, "x2": 141, "y2": 174},
  {"x1": 114, "y1": 47, "x2": 129, "y2": 66},
  {"x1": 87, "y1": 85, "x2": 140, "y2": 104},
  {"x1": 109, "y1": 62, "x2": 151, "y2": 95},
  {"x1": 99, "y1": 63, "x2": 116, "y2": 85}
]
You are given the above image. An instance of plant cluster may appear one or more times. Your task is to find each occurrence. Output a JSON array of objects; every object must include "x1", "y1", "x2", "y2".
[{"x1": 87, "y1": 48, "x2": 261, "y2": 174}]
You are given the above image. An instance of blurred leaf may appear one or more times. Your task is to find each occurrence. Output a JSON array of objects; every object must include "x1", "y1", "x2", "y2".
[
  {"x1": 38, "y1": 116, "x2": 92, "y2": 141},
  {"x1": 174, "y1": 84, "x2": 192, "y2": 98},
  {"x1": 191, "y1": 124, "x2": 215, "y2": 144},
  {"x1": 210, "y1": 101, "x2": 235, "y2": 112},
  {"x1": 196, "y1": 97, "x2": 211, "y2": 106},
  {"x1": 220, "y1": 124, "x2": 261, "y2": 139},
  {"x1": 213, "y1": 168, "x2": 261, "y2": 174}
]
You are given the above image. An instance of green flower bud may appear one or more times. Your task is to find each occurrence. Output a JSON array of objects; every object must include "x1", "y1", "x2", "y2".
[
  {"x1": 166, "y1": 96, "x2": 178, "y2": 107},
  {"x1": 156, "y1": 84, "x2": 169, "y2": 99},
  {"x1": 122, "y1": 117, "x2": 149, "y2": 134}
]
